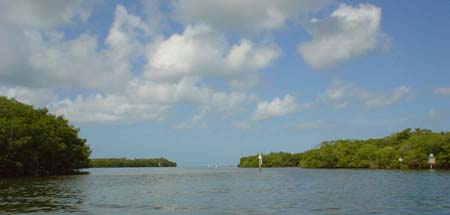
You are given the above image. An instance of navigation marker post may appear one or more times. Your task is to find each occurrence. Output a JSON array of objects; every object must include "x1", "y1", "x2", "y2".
[
  {"x1": 428, "y1": 153, "x2": 436, "y2": 169},
  {"x1": 258, "y1": 153, "x2": 263, "y2": 174},
  {"x1": 398, "y1": 157, "x2": 403, "y2": 169}
]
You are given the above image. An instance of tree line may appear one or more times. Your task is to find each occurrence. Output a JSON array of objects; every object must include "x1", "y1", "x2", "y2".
[
  {"x1": 0, "y1": 97, "x2": 91, "y2": 176},
  {"x1": 90, "y1": 158, "x2": 177, "y2": 167},
  {"x1": 239, "y1": 152, "x2": 300, "y2": 168},
  {"x1": 239, "y1": 128, "x2": 450, "y2": 169}
]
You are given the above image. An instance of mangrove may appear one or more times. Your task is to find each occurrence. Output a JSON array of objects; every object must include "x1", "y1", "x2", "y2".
[
  {"x1": 90, "y1": 158, "x2": 177, "y2": 167},
  {"x1": 239, "y1": 128, "x2": 450, "y2": 169},
  {"x1": 0, "y1": 97, "x2": 91, "y2": 176}
]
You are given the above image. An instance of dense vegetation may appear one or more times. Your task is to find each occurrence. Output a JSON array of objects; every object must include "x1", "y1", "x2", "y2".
[
  {"x1": 0, "y1": 97, "x2": 91, "y2": 176},
  {"x1": 90, "y1": 158, "x2": 177, "y2": 167},
  {"x1": 239, "y1": 152, "x2": 300, "y2": 168},
  {"x1": 239, "y1": 128, "x2": 450, "y2": 169}
]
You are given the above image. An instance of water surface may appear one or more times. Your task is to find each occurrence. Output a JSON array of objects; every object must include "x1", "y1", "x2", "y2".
[{"x1": 1, "y1": 168, "x2": 449, "y2": 214}]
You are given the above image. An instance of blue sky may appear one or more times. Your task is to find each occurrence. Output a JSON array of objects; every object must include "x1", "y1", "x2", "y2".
[{"x1": 1, "y1": 0, "x2": 449, "y2": 166}]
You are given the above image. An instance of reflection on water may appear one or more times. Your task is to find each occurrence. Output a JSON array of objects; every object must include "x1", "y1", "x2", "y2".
[
  {"x1": 0, "y1": 175, "x2": 87, "y2": 214},
  {"x1": 1, "y1": 168, "x2": 450, "y2": 214}
]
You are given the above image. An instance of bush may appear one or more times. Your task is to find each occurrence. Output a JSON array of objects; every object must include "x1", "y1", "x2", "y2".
[
  {"x1": 239, "y1": 128, "x2": 450, "y2": 169},
  {"x1": 0, "y1": 97, "x2": 91, "y2": 176}
]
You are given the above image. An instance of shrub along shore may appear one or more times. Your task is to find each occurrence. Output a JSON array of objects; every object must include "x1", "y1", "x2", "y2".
[
  {"x1": 0, "y1": 97, "x2": 178, "y2": 177},
  {"x1": 90, "y1": 158, "x2": 177, "y2": 168},
  {"x1": 0, "y1": 97, "x2": 91, "y2": 177},
  {"x1": 239, "y1": 128, "x2": 450, "y2": 169}
]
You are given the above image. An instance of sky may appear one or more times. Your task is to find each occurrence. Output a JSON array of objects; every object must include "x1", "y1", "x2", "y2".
[{"x1": 1, "y1": 0, "x2": 449, "y2": 166}]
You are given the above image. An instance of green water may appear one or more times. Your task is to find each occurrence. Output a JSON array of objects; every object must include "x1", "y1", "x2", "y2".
[{"x1": 1, "y1": 168, "x2": 450, "y2": 214}]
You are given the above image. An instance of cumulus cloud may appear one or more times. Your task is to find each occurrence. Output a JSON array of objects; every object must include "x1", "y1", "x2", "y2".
[
  {"x1": 49, "y1": 77, "x2": 249, "y2": 123},
  {"x1": 319, "y1": 79, "x2": 413, "y2": 109},
  {"x1": 252, "y1": 94, "x2": 297, "y2": 121},
  {"x1": 433, "y1": 87, "x2": 450, "y2": 96},
  {"x1": 364, "y1": 86, "x2": 413, "y2": 109},
  {"x1": 173, "y1": 106, "x2": 209, "y2": 130},
  {"x1": 130, "y1": 77, "x2": 248, "y2": 112},
  {"x1": 0, "y1": 5, "x2": 149, "y2": 92},
  {"x1": 49, "y1": 94, "x2": 170, "y2": 124},
  {"x1": 1, "y1": 2, "x2": 275, "y2": 125},
  {"x1": 28, "y1": 32, "x2": 131, "y2": 91},
  {"x1": 106, "y1": 4, "x2": 154, "y2": 59},
  {"x1": 298, "y1": 3, "x2": 389, "y2": 70},
  {"x1": 0, "y1": 1, "x2": 401, "y2": 127},
  {"x1": 0, "y1": 0, "x2": 96, "y2": 28},
  {"x1": 144, "y1": 25, "x2": 280, "y2": 81},
  {"x1": 141, "y1": 0, "x2": 167, "y2": 36},
  {"x1": 0, "y1": 86, "x2": 56, "y2": 106},
  {"x1": 172, "y1": 0, "x2": 331, "y2": 33}
]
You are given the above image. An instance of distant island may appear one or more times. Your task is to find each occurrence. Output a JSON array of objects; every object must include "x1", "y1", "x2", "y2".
[
  {"x1": 0, "y1": 97, "x2": 91, "y2": 177},
  {"x1": 90, "y1": 158, "x2": 177, "y2": 168},
  {"x1": 239, "y1": 128, "x2": 450, "y2": 169}
]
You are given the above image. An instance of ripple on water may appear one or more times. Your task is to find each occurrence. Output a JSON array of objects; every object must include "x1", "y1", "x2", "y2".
[{"x1": 1, "y1": 168, "x2": 450, "y2": 214}]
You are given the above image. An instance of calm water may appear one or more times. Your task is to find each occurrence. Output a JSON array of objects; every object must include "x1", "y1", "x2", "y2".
[{"x1": 1, "y1": 168, "x2": 450, "y2": 214}]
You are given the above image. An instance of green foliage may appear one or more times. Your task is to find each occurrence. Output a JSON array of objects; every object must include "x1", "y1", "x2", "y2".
[
  {"x1": 0, "y1": 97, "x2": 91, "y2": 176},
  {"x1": 90, "y1": 158, "x2": 177, "y2": 167},
  {"x1": 239, "y1": 152, "x2": 300, "y2": 168},
  {"x1": 239, "y1": 128, "x2": 450, "y2": 169}
]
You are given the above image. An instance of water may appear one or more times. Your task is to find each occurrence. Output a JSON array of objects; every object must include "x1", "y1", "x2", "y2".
[{"x1": 1, "y1": 168, "x2": 450, "y2": 214}]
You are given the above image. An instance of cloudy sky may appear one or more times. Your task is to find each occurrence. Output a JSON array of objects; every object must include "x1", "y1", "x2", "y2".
[{"x1": 1, "y1": 0, "x2": 449, "y2": 166}]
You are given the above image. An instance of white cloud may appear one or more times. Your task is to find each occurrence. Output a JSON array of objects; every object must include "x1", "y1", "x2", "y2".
[
  {"x1": 0, "y1": 5, "x2": 150, "y2": 92},
  {"x1": 298, "y1": 3, "x2": 389, "y2": 70},
  {"x1": 0, "y1": 0, "x2": 96, "y2": 28},
  {"x1": 319, "y1": 79, "x2": 413, "y2": 109},
  {"x1": 0, "y1": 86, "x2": 56, "y2": 106},
  {"x1": 173, "y1": 106, "x2": 209, "y2": 130},
  {"x1": 49, "y1": 77, "x2": 249, "y2": 123},
  {"x1": 433, "y1": 87, "x2": 450, "y2": 96},
  {"x1": 252, "y1": 94, "x2": 297, "y2": 121},
  {"x1": 49, "y1": 94, "x2": 170, "y2": 124},
  {"x1": 364, "y1": 86, "x2": 413, "y2": 109},
  {"x1": 0, "y1": 1, "x2": 409, "y2": 127},
  {"x1": 106, "y1": 5, "x2": 153, "y2": 61},
  {"x1": 28, "y1": 32, "x2": 131, "y2": 91},
  {"x1": 0, "y1": 1, "x2": 409, "y2": 128},
  {"x1": 141, "y1": 0, "x2": 168, "y2": 36},
  {"x1": 172, "y1": 0, "x2": 331, "y2": 33},
  {"x1": 0, "y1": 3, "x2": 262, "y2": 124},
  {"x1": 129, "y1": 77, "x2": 248, "y2": 112},
  {"x1": 144, "y1": 25, "x2": 280, "y2": 82}
]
